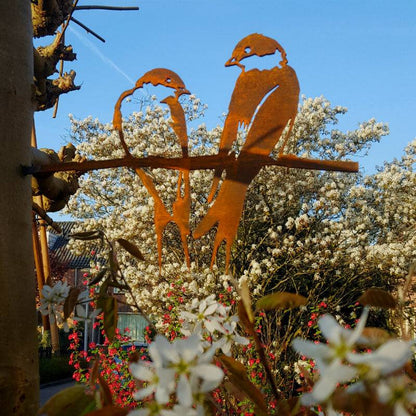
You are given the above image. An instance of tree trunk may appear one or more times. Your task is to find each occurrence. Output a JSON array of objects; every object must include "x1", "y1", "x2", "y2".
[{"x1": 0, "y1": 1, "x2": 39, "y2": 414}]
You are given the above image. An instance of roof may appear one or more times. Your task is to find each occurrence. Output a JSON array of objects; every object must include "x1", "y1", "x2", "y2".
[{"x1": 48, "y1": 221, "x2": 101, "y2": 269}]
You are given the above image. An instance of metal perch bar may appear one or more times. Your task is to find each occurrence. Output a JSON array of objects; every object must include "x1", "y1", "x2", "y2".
[{"x1": 24, "y1": 153, "x2": 359, "y2": 176}]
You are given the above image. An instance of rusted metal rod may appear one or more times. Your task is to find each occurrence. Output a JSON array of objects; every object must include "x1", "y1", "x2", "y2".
[
  {"x1": 32, "y1": 202, "x2": 62, "y2": 234},
  {"x1": 24, "y1": 153, "x2": 358, "y2": 175},
  {"x1": 32, "y1": 213, "x2": 50, "y2": 331}
]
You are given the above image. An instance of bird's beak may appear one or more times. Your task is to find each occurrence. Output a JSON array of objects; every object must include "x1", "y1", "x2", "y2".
[
  {"x1": 225, "y1": 57, "x2": 244, "y2": 70},
  {"x1": 175, "y1": 88, "x2": 191, "y2": 98}
]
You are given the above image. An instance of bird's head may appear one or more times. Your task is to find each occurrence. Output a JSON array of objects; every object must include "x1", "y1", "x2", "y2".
[
  {"x1": 134, "y1": 68, "x2": 190, "y2": 97},
  {"x1": 225, "y1": 33, "x2": 288, "y2": 70}
]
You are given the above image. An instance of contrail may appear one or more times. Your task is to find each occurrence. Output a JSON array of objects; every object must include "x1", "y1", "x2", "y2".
[{"x1": 69, "y1": 26, "x2": 135, "y2": 85}]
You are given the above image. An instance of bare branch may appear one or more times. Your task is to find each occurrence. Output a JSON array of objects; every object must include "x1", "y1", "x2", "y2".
[
  {"x1": 74, "y1": 5, "x2": 139, "y2": 11},
  {"x1": 70, "y1": 17, "x2": 105, "y2": 43}
]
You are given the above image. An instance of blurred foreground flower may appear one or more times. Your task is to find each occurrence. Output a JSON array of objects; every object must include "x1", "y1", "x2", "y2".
[
  {"x1": 129, "y1": 334, "x2": 223, "y2": 414},
  {"x1": 292, "y1": 307, "x2": 369, "y2": 404}
]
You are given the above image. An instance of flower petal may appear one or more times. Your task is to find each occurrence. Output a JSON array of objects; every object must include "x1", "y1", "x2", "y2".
[
  {"x1": 177, "y1": 374, "x2": 192, "y2": 407},
  {"x1": 292, "y1": 338, "x2": 331, "y2": 360},
  {"x1": 130, "y1": 363, "x2": 154, "y2": 382}
]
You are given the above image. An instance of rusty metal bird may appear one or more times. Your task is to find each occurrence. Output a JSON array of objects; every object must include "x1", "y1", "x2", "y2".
[
  {"x1": 113, "y1": 68, "x2": 191, "y2": 271},
  {"x1": 194, "y1": 34, "x2": 300, "y2": 272}
]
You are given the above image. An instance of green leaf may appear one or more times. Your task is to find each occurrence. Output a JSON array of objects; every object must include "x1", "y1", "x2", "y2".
[
  {"x1": 97, "y1": 296, "x2": 118, "y2": 341},
  {"x1": 256, "y1": 292, "x2": 307, "y2": 311},
  {"x1": 116, "y1": 238, "x2": 145, "y2": 260},
  {"x1": 69, "y1": 230, "x2": 103, "y2": 241},
  {"x1": 358, "y1": 288, "x2": 397, "y2": 308},
  {"x1": 89, "y1": 269, "x2": 108, "y2": 286},
  {"x1": 220, "y1": 355, "x2": 268, "y2": 415},
  {"x1": 63, "y1": 287, "x2": 81, "y2": 320},
  {"x1": 38, "y1": 385, "x2": 96, "y2": 416}
]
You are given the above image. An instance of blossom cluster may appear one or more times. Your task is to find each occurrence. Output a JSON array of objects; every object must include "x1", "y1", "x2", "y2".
[
  {"x1": 38, "y1": 282, "x2": 98, "y2": 329},
  {"x1": 129, "y1": 334, "x2": 223, "y2": 416},
  {"x1": 179, "y1": 294, "x2": 249, "y2": 355},
  {"x1": 293, "y1": 308, "x2": 416, "y2": 415},
  {"x1": 128, "y1": 295, "x2": 248, "y2": 415}
]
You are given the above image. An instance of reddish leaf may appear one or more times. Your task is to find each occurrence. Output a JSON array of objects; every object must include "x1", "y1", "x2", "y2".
[
  {"x1": 358, "y1": 288, "x2": 397, "y2": 308},
  {"x1": 361, "y1": 327, "x2": 391, "y2": 347},
  {"x1": 69, "y1": 230, "x2": 103, "y2": 241},
  {"x1": 405, "y1": 362, "x2": 416, "y2": 382},
  {"x1": 63, "y1": 287, "x2": 81, "y2": 320},
  {"x1": 89, "y1": 358, "x2": 99, "y2": 388},
  {"x1": 89, "y1": 269, "x2": 108, "y2": 286},
  {"x1": 332, "y1": 390, "x2": 392, "y2": 415},
  {"x1": 98, "y1": 375, "x2": 113, "y2": 407},
  {"x1": 256, "y1": 292, "x2": 307, "y2": 311},
  {"x1": 223, "y1": 380, "x2": 247, "y2": 402},
  {"x1": 97, "y1": 296, "x2": 118, "y2": 341},
  {"x1": 240, "y1": 280, "x2": 254, "y2": 323},
  {"x1": 237, "y1": 300, "x2": 255, "y2": 336},
  {"x1": 220, "y1": 355, "x2": 268, "y2": 415},
  {"x1": 109, "y1": 248, "x2": 120, "y2": 274},
  {"x1": 116, "y1": 238, "x2": 145, "y2": 260}
]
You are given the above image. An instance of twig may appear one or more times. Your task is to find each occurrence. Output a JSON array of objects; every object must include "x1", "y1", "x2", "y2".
[
  {"x1": 53, "y1": 23, "x2": 66, "y2": 118},
  {"x1": 251, "y1": 329, "x2": 283, "y2": 403},
  {"x1": 70, "y1": 17, "x2": 106, "y2": 43},
  {"x1": 55, "y1": 0, "x2": 79, "y2": 46},
  {"x1": 75, "y1": 5, "x2": 139, "y2": 11},
  {"x1": 103, "y1": 236, "x2": 157, "y2": 333}
]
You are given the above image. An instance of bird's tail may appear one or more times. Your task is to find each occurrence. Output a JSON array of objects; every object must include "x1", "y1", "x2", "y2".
[{"x1": 207, "y1": 169, "x2": 222, "y2": 203}]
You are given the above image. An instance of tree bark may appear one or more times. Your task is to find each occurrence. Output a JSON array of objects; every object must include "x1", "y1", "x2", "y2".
[{"x1": 0, "y1": 1, "x2": 39, "y2": 414}]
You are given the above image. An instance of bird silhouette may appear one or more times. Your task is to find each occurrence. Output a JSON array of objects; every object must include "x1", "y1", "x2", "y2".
[
  {"x1": 112, "y1": 68, "x2": 191, "y2": 271},
  {"x1": 194, "y1": 34, "x2": 300, "y2": 272},
  {"x1": 160, "y1": 94, "x2": 191, "y2": 268}
]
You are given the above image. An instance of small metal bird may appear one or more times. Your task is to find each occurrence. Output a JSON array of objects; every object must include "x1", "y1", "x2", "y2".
[{"x1": 113, "y1": 69, "x2": 191, "y2": 271}]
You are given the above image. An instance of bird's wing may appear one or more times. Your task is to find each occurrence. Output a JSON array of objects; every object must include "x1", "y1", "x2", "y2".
[
  {"x1": 207, "y1": 68, "x2": 282, "y2": 202},
  {"x1": 219, "y1": 68, "x2": 281, "y2": 155},
  {"x1": 242, "y1": 65, "x2": 299, "y2": 157},
  {"x1": 162, "y1": 96, "x2": 189, "y2": 157}
]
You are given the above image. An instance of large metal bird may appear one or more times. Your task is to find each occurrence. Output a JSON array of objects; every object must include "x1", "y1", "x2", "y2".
[
  {"x1": 194, "y1": 34, "x2": 300, "y2": 272},
  {"x1": 112, "y1": 69, "x2": 191, "y2": 271}
]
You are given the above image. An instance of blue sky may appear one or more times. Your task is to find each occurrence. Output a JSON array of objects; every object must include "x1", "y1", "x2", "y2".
[{"x1": 35, "y1": 0, "x2": 415, "y2": 176}]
